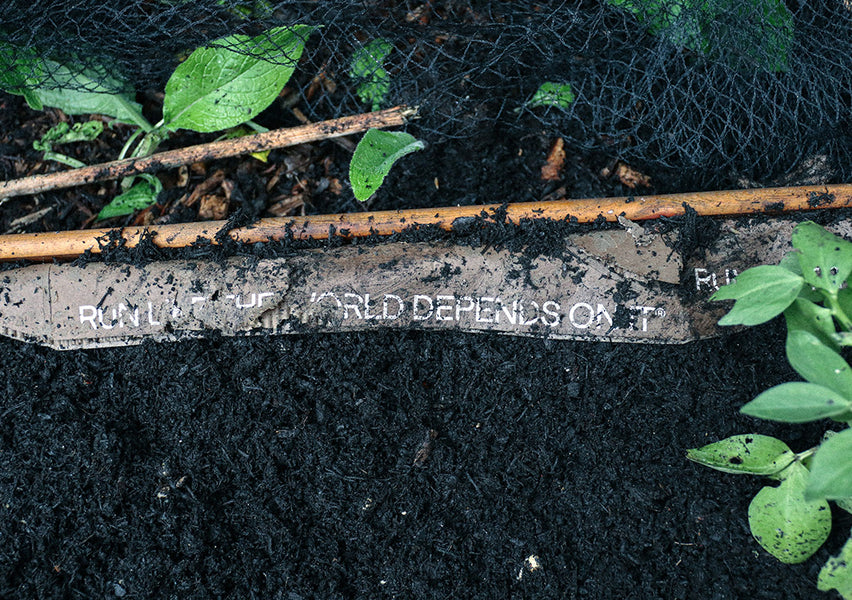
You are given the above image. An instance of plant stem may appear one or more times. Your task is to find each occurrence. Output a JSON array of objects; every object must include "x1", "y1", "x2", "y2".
[
  {"x1": 43, "y1": 151, "x2": 86, "y2": 169},
  {"x1": 826, "y1": 290, "x2": 852, "y2": 331},
  {"x1": 115, "y1": 95, "x2": 154, "y2": 132}
]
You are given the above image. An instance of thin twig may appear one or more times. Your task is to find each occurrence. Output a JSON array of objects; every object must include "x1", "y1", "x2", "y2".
[
  {"x1": 0, "y1": 106, "x2": 418, "y2": 201},
  {"x1": 0, "y1": 183, "x2": 849, "y2": 262}
]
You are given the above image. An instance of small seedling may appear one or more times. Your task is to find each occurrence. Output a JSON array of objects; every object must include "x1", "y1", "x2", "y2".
[
  {"x1": 689, "y1": 221, "x2": 852, "y2": 598},
  {"x1": 522, "y1": 82, "x2": 575, "y2": 111}
]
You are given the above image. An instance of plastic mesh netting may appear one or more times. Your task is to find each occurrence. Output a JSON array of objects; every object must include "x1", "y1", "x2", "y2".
[{"x1": 1, "y1": 0, "x2": 850, "y2": 191}]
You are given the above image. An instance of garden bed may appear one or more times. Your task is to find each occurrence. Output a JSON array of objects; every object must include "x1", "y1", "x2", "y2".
[{"x1": 1, "y1": 0, "x2": 851, "y2": 593}]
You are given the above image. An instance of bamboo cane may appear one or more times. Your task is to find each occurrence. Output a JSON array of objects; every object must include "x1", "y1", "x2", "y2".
[{"x1": 0, "y1": 184, "x2": 849, "y2": 261}]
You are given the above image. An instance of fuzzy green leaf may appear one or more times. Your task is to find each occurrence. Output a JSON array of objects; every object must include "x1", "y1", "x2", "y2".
[
  {"x1": 97, "y1": 175, "x2": 163, "y2": 220},
  {"x1": 741, "y1": 382, "x2": 852, "y2": 423},
  {"x1": 711, "y1": 265, "x2": 803, "y2": 326},
  {"x1": 818, "y1": 534, "x2": 852, "y2": 599},
  {"x1": 349, "y1": 39, "x2": 394, "y2": 111},
  {"x1": 163, "y1": 25, "x2": 315, "y2": 132},
  {"x1": 526, "y1": 82, "x2": 575, "y2": 110},
  {"x1": 784, "y1": 298, "x2": 839, "y2": 351},
  {"x1": 24, "y1": 60, "x2": 148, "y2": 129},
  {"x1": 350, "y1": 129, "x2": 424, "y2": 202},
  {"x1": 748, "y1": 462, "x2": 831, "y2": 564},
  {"x1": 807, "y1": 429, "x2": 852, "y2": 500},
  {"x1": 793, "y1": 222, "x2": 852, "y2": 293},
  {"x1": 687, "y1": 434, "x2": 794, "y2": 477},
  {"x1": 786, "y1": 330, "x2": 852, "y2": 399}
]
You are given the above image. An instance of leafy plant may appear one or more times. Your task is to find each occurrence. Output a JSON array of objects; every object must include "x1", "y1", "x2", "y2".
[
  {"x1": 689, "y1": 221, "x2": 852, "y2": 597},
  {"x1": 349, "y1": 38, "x2": 394, "y2": 111},
  {"x1": 608, "y1": 0, "x2": 794, "y2": 72},
  {"x1": 2, "y1": 25, "x2": 422, "y2": 219}
]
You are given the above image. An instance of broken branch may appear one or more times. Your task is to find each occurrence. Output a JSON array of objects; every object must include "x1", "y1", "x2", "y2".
[{"x1": 0, "y1": 106, "x2": 418, "y2": 201}]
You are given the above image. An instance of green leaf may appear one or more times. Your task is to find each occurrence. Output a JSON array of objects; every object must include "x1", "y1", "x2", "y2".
[
  {"x1": 818, "y1": 534, "x2": 852, "y2": 599},
  {"x1": 526, "y1": 82, "x2": 575, "y2": 110},
  {"x1": 29, "y1": 60, "x2": 150, "y2": 130},
  {"x1": 741, "y1": 382, "x2": 852, "y2": 423},
  {"x1": 748, "y1": 462, "x2": 831, "y2": 564},
  {"x1": 349, "y1": 39, "x2": 394, "y2": 112},
  {"x1": 807, "y1": 428, "x2": 852, "y2": 500},
  {"x1": 350, "y1": 129, "x2": 425, "y2": 202},
  {"x1": 163, "y1": 25, "x2": 316, "y2": 132},
  {"x1": 687, "y1": 434, "x2": 794, "y2": 477},
  {"x1": 793, "y1": 221, "x2": 852, "y2": 293},
  {"x1": 0, "y1": 41, "x2": 45, "y2": 109},
  {"x1": 33, "y1": 121, "x2": 103, "y2": 152},
  {"x1": 836, "y1": 498, "x2": 852, "y2": 515},
  {"x1": 97, "y1": 175, "x2": 163, "y2": 220},
  {"x1": 711, "y1": 265, "x2": 803, "y2": 326},
  {"x1": 786, "y1": 330, "x2": 852, "y2": 399},
  {"x1": 784, "y1": 298, "x2": 839, "y2": 351}
]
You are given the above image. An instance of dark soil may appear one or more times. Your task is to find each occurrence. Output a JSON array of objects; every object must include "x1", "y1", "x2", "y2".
[{"x1": 0, "y1": 86, "x2": 848, "y2": 599}]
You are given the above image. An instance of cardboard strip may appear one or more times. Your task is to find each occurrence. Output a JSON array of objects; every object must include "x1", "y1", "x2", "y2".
[{"x1": 1, "y1": 217, "x2": 848, "y2": 349}]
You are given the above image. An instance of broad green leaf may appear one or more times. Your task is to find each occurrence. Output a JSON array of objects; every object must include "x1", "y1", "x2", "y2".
[
  {"x1": 526, "y1": 82, "x2": 575, "y2": 110},
  {"x1": 838, "y1": 288, "x2": 852, "y2": 332},
  {"x1": 748, "y1": 462, "x2": 831, "y2": 564},
  {"x1": 711, "y1": 265, "x2": 803, "y2": 326},
  {"x1": 807, "y1": 428, "x2": 852, "y2": 500},
  {"x1": 30, "y1": 60, "x2": 150, "y2": 130},
  {"x1": 97, "y1": 175, "x2": 163, "y2": 220},
  {"x1": 786, "y1": 330, "x2": 852, "y2": 398},
  {"x1": 793, "y1": 222, "x2": 852, "y2": 293},
  {"x1": 349, "y1": 38, "x2": 393, "y2": 111},
  {"x1": 818, "y1": 534, "x2": 852, "y2": 599},
  {"x1": 784, "y1": 298, "x2": 839, "y2": 351},
  {"x1": 350, "y1": 129, "x2": 424, "y2": 202},
  {"x1": 686, "y1": 434, "x2": 794, "y2": 477},
  {"x1": 741, "y1": 382, "x2": 852, "y2": 423},
  {"x1": 163, "y1": 25, "x2": 316, "y2": 132}
]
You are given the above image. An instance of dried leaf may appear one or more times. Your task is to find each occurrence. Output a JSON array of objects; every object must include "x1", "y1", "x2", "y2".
[
  {"x1": 541, "y1": 137, "x2": 566, "y2": 181},
  {"x1": 614, "y1": 162, "x2": 651, "y2": 189}
]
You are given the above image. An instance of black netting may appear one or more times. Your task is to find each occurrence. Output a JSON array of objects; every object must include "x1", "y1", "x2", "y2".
[{"x1": 1, "y1": 0, "x2": 850, "y2": 191}]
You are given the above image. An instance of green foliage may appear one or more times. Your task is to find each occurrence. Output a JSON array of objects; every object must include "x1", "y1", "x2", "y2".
[
  {"x1": 525, "y1": 82, "x2": 575, "y2": 110},
  {"x1": 349, "y1": 39, "x2": 393, "y2": 111},
  {"x1": 2, "y1": 25, "x2": 413, "y2": 218},
  {"x1": 350, "y1": 129, "x2": 424, "y2": 202},
  {"x1": 97, "y1": 174, "x2": 163, "y2": 221},
  {"x1": 692, "y1": 221, "x2": 852, "y2": 593},
  {"x1": 747, "y1": 462, "x2": 831, "y2": 564},
  {"x1": 686, "y1": 434, "x2": 794, "y2": 477},
  {"x1": 33, "y1": 120, "x2": 104, "y2": 169},
  {"x1": 608, "y1": 0, "x2": 794, "y2": 72},
  {"x1": 163, "y1": 25, "x2": 316, "y2": 132},
  {"x1": 819, "y1": 535, "x2": 852, "y2": 599},
  {"x1": 710, "y1": 265, "x2": 803, "y2": 326}
]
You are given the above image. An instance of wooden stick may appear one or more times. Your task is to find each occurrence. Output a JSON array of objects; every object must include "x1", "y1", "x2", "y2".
[
  {"x1": 0, "y1": 106, "x2": 417, "y2": 200},
  {"x1": 1, "y1": 184, "x2": 849, "y2": 262}
]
